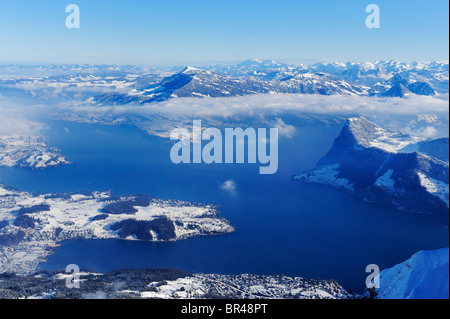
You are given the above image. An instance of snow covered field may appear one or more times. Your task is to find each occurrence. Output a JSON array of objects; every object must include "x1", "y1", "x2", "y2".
[{"x1": 137, "y1": 273, "x2": 357, "y2": 299}]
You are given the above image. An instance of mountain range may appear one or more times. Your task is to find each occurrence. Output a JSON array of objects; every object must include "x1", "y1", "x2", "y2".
[
  {"x1": 1, "y1": 59, "x2": 447, "y2": 105},
  {"x1": 93, "y1": 60, "x2": 446, "y2": 105}
]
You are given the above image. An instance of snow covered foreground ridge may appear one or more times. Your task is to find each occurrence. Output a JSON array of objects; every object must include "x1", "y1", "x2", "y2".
[
  {"x1": 0, "y1": 270, "x2": 358, "y2": 299},
  {"x1": 294, "y1": 117, "x2": 449, "y2": 217},
  {"x1": 0, "y1": 185, "x2": 234, "y2": 275},
  {"x1": 373, "y1": 247, "x2": 449, "y2": 299}
]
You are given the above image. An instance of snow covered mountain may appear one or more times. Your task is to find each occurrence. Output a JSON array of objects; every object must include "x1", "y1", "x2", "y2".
[
  {"x1": 372, "y1": 247, "x2": 449, "y2": 299},
  {"x1": 93, "y1": 66, "x2": 376, "y2": 105},
  {"x1": 308, "y1": 61, "x2": 448, "y2": 94},
  {"x1": 136, "y1": 67, "x2": 278, "y2": 102},
  {"x1": 277, "y1": 72, "x2": 371, "y2": 95},
  {"x1": 91, "y1": 60, "x2": 448, "y2": 104},
  {"x1": 205, "y1": 58, "x2": 297, "y2": 80},
  {"x1": 0, "y1": 64, "x2": 165, "y2": 101},
  {"x1": 93, "y1": 67, "x2": 269, "y2": 105},
  {"x1": 2, "y1": 60, "x2": 446, "y2": 105},
  {"x1": 294, "y1": 117, "x2": 449, "y2": 218},
  {"x1": 378, "y1": 74, "x2": 436, "y2": 97},
  {"x1": 208, "y1": 60, "x2": 448, "y2": 92},
  {"x1": 210, "y1": 59, "x2": 448, "y2": 93}
]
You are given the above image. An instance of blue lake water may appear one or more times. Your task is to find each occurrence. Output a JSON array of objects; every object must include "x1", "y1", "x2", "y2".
[{"x1": 0, "y1": 120, "x2": 448, "y2": 293}]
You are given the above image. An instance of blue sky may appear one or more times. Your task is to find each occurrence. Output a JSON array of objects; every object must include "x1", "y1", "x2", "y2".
[{"x1": 0, "y1": 0, "x2": 448, "y2": 65}]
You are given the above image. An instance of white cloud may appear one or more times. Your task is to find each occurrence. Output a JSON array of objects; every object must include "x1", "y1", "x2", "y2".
[
  {"x1": 68, "y1": 93, "x2": 449, "y2": 118},
  {"x1": 1, "y1": 93, "x2": 448, "y2": 139},
  {"x1": 0, "y1": 115, "x2": 45, "y2": 136},
  {"x1": 271, "y1": 118, "x2": 296, "y2": 138},
  {"x1": 0, "y1": 95, "x2": 48, "y2": 135},
  {"x1": 414, "y1": 126, "x2": 439, "y2": 138},
  {"x1": 219, "y1": 179, "x2": 236, "y2": 193}
]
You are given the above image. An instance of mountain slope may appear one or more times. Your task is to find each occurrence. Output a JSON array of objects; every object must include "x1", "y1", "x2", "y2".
[{"x1": 373, "y1": 247, "x2": 449, "y2": 299}]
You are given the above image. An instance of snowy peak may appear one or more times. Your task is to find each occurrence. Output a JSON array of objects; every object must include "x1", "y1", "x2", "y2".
[
  {"x1": 345, "y1": 117, "x2": 423, "y2": 153},
  {"x1": 388, "y1": 73, "x2": 409, "y2": 86},
  {"x1": 311, "y1": 61, "x2": 348, "y2": 73},
  {"x1": 236, "y1": 58, "x2": 286, "y2": 68},
  {"x1": 236, "y1": 58, "x2": 264, "y2": 67},
  {"x1": 208, "y1": 59, "x2": 294, "y2": 80},
  {"x1": 180, "y1": 66, "x2": 202, "y2": 74}
]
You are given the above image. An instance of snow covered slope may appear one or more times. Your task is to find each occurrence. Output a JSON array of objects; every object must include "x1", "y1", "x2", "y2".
[{"x1": 374, "y1": 247, "x2": 449, "y2": 299}]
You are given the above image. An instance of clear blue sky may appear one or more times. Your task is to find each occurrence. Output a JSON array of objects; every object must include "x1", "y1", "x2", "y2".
[{"x1": 0, "y1": 0, "x2": 448, "y2": 65}]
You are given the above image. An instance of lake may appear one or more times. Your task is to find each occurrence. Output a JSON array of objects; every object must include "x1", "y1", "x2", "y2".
[{"x1": 0, "y1": 119, "x2": 448, "y2": 293}]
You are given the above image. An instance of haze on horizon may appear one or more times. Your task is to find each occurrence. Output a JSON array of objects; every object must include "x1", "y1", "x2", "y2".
[{"x1": 0, "y1": 0, "x2": 448, "y2": 65}]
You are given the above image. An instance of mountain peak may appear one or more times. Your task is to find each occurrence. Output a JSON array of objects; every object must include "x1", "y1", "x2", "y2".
[
  {"x1": 300, "y1": 118, "x2": 449, "y2": 216},
  {"x1": 236, "y1": 59, "x2": 284, "y2": 68},
  {"x1": 389, "y1": 73, "x2": 408, "y2": 85},
  {"x1": 345, "y1": 117, "x2": 422, "y2": 152},
  {"x1": 346, "y1": 117, "x2": 382, "y2": 147},
  {"x1": 181, "y1": 66, "x2": 204, "y2": 74}
]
